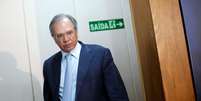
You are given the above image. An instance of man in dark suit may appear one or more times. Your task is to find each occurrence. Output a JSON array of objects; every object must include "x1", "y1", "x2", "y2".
[{"x1": 43, "y1": 14, "x2": 129, "y2": 101}]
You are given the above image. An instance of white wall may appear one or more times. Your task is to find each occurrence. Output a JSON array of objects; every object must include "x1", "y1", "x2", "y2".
[
  {"x1": 0, "y1": 0, "x2": 145, "y2": 101},
  {"x1": 0, "y1": 0, "x2": 34, "y2": 100}
]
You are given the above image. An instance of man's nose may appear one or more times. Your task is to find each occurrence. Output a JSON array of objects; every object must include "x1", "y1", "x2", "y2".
[{"x1": 63, "y1": 34, "x2": 69, "y2": 42}]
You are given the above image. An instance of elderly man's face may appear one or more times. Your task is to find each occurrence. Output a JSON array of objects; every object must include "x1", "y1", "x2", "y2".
[{"x1": 52, "y1": 18, "x2": 78, "y2": 52}]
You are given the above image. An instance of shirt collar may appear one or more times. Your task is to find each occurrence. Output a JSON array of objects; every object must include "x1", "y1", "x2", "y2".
[{"x1": 61, "y1": 42, "x2": 81, "y2": 60}]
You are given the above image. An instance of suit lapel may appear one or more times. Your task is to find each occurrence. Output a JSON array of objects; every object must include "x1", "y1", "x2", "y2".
[{"x1": 76, "y1": 43, "x2": 93, "y2": 99}]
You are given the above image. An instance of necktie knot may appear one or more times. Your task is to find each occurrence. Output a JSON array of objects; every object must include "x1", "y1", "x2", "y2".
[{"x1": 65, "y1": 53, "x2": 69, "y2": 59}]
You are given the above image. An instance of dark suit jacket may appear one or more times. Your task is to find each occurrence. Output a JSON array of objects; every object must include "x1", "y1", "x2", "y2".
[{"x1": 43, "y1": 41, "x2": 129, "y2": 101}]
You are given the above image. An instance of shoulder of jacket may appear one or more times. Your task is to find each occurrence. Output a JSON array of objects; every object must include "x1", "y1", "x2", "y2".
[{"x1": 44, "y1": 51, "x2": 61, "y2": 64}]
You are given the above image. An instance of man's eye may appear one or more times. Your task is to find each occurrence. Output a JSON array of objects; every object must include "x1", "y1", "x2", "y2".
[
  {"x1": 56, "y1": 34, "x2": 63, "y2": 38},
  {"x1": 66, "y1": 31, "x2": 73, "y2": 35}
]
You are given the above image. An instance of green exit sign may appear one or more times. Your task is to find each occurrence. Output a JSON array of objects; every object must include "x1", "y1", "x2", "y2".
[{"x1": 89, "y1": 18, "x2": 125, "y2": 32}]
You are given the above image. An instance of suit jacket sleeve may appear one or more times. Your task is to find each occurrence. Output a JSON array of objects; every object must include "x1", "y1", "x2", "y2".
[
  {"x1": 43, "y1": 61, "x2": 52, "y2": 101},
  {"x1": 102, "y1": 48, "x2": 129, "y2": 101}
]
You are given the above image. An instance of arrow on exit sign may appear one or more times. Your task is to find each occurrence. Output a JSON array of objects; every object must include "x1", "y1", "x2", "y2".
[{"x1": 89, "y1": 18, "x2": 125, "y2": 32}]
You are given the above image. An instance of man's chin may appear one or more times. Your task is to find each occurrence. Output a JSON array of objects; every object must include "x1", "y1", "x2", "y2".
[{"x1": 62, "y1": 47, "x2": 73, "y2": 53}]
